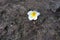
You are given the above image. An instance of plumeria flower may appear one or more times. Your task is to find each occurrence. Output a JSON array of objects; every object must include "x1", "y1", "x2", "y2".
[{"x1": 27, "y1": 10, "x2": 40, "y2": 20}]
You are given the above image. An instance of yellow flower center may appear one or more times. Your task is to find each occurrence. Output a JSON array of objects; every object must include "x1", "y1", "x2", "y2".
[{"x1": 31, "y1": 11, "x2": 37, "y2": 18}]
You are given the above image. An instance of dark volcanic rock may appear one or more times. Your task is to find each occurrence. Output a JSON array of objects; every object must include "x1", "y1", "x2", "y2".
[{"x1": 0, "y1": 0, "x2": 60, "y2": 40}]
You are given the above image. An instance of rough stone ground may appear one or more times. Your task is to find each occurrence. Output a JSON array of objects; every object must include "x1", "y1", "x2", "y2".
[{"x1": 0, "y1": 0, "x2": 60, "y2": 40}]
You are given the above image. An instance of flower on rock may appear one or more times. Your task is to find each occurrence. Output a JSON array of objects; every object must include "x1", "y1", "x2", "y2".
[{"x1": 27, "y1": 10, "x2": 40, "y2": 20}]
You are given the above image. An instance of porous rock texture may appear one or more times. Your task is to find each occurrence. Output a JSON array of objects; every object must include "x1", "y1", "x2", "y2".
[{"x1": 0, "y1": 0, "x2": 60, "y2": 40}]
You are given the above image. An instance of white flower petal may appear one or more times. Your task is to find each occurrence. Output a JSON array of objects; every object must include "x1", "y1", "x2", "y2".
[
  {"x1": 33, "y1": 16, "x2": 37, "y2": 20},
  {"x1": 36, "y1": 12, "x2": 40, "y2": 16},
  {"x1": 28, "y1": 16, "x2": 33, "y2": 20},
  {"x1": 27, "y1": 11, "x2": 32, "y2": 15}
]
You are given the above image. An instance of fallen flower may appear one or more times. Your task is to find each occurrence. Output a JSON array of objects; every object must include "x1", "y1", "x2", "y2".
[{"x1": 27, "y1": 10, "x2": 40, "y2": 20}]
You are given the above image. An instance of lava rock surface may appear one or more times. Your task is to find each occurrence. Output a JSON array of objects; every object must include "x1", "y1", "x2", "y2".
[{"x1": 0, "y1": 0, "x2": 60, "y2": 40}]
